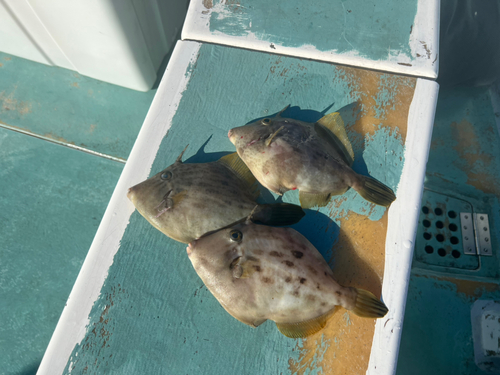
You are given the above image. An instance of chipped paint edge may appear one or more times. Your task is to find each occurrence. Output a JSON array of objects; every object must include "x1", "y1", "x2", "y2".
[
  {"x1": 367, "y1": 79, "x2": 439, "y2": 374},
  {"x1": 36, "y1": 40, "x2": 202, "y2": 375},
  {"x1": 182, "y1": 0, "x2": 439, "y2": 78}
]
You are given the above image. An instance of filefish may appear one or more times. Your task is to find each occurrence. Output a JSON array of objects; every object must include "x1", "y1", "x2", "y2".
[
  {"x1": 127, "y1": 146, "x2": 305, "y2": 244},
  {"x1": 186, "y1": 217, "x2": 388, "y2": 338},
  {"x1": 227, "y1": 106, "x2": 396, "y2": 209}
]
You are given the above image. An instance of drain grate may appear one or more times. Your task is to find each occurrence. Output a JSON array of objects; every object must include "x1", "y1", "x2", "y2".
[{"x1": 415, "y1": 190, "x2": 479, "y2": 270}]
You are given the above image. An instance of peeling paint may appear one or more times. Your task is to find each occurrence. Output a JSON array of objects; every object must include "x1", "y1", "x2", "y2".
[
  {"x1": 206, "y1": 0, "x2": 417, "y2": 62},
  {"x1": 0, "y1": 88, "x2": 32, "y2": 116},
  {"x1": 63, "y1": 43, "x2": 416, "y2": 374}
]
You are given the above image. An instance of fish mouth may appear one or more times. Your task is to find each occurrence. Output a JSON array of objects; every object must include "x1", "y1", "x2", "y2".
[
  {"x1": 186, "y1": 240, "x2": 197, "y2": 256},
  {"x1": 246, "y1": 136, "x2": 261, "y2": 147},
  {"x1": 126, "y1": 187, "x2": 135, "y2": 202}
]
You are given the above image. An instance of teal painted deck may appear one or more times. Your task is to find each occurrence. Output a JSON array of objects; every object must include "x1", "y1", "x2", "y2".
[
  {"x1": 0, "y1": 52, "x2": 155, "y2": 375},
  {"x1": 0, "y1": 52, "x2": 156, "y2": 161},
  {"x1": 397, "y1": 86, "x2": 500, "y2": 375},
  {"x1": 183, "y1": 0, "x2": 439, "y2": 78},
  {"x1": 2, "y1": 8, "x2": 499, "y2": 375},
  {"x1": 62, "y1": 42, "x2": 416, "y2": 374},
  {"x1": 206, "y1": 0, "x2": 416, "y2": 59}
]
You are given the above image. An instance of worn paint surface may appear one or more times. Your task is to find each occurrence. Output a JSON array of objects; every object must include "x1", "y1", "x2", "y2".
[
  {"x1": 203, "y1": 0, "x2": 416, "y2": 61},
  {"x1": 0, "y1": 52, "x2": 155, "y2": 160},
  {"x1": 0, "y1": 128, "x2": 123, "y2": 375},
  {"x1": 397, "y1": 86, "x2": 500, "y2": 374},
  {"x1": 64, "y1": 44, "x2": 415, "y2": 374},
  {"x1": 398, "y1": 273, "x2": 500, "y2": 375}
]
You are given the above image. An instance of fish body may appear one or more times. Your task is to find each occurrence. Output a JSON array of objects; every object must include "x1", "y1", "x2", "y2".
[
  {"x1": 187, "y1": 221, "x2": 388, "y2": 338},
  {"x1": 228, "y1": 107, "x2": 396, "y2": 208},
  {"x1": 127, "y1": 149, "x2": 304, "y2": 243}
]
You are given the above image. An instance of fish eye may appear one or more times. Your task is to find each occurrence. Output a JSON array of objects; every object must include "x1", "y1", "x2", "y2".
[
  {"x1": 261, "y1": 118, "x2": 271, "y2": 126},
  {"x1": 229, "y1": 230, "x2": 242, "y2": 242},
  {"x1": 160, "y1": 171, "x2": 172, "y2": 180}
]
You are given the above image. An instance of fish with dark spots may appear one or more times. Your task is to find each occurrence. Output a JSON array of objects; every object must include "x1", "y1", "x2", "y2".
[
  {"x1": 228, "y1": 106, "x2": 396, "y2": 208},
  {"x1": 186, "y1": 218, "x2": 388, "y2": 338},
  {"x1": 127, "y1": 146, "x2": 305, "y2": 243},
  {"x1": 292, "y1": 250, "x2": 304, "y2": 259}
]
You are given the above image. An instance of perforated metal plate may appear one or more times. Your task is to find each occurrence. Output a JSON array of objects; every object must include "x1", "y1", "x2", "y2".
[{"x1": 416, "y1": 190, "x2": 479, "y2": 270}]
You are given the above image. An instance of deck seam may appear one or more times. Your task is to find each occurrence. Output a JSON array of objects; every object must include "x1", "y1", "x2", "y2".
[{"x1": 0, "y1": 122, "x2": 126, "y2": 164}]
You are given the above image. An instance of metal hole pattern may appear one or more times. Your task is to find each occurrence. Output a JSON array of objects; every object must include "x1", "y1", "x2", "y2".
[{"x1": 416, "y1": 191, "x2": 479, "y2": 271}]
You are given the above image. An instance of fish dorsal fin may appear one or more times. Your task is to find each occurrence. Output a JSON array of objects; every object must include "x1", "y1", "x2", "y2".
[
  {"x1": 265, "y1": 125, "x2": 285, "y2": 146},
  {"x1": 299, "y1": 191, "x2": 332, "y2": 209},
  {"x1": 231, "y1": 256, "x2": 261, "y2": 279},
  {"x1": 315, "y1": 112, "x2": 354, "y2": 166},
  {"x1": 276, "y1": 105, "x2": 290, "y2": 117},
  {"x1": 218, "y1": 153, "x2": 260, "y2": 199},
  {"x1": 275, "y1": 307, "x2": 338, "y2": 338},
  {"x1": 176, "y1": 144, "x2": 189, "y2": 163}
]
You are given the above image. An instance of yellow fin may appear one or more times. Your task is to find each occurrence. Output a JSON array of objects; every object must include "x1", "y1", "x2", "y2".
[
  {"x1": 218, "y1": 153, "x2": 259, "y2": 199},
  {"x1": 265, "y1": 125, "x2": 285, "y2": 146},
  {"x1": 231, "y1": 256, "x2": 261, "y2": 279},
  {"x1": 276, "y1": 308, "x2": 338, "y2": 338},
  {"x1": 316, "y1": 112, "x2": 354, "y2": 166},
  {"x1": 351, "y1": 288, "x2": 388, "y2": 318},
  {"x1": 171, "y1": 190, "x2": 188, "y2": 206},
  {"x1": 299, "y1": 191, "x2": 332, "y2": 209}
]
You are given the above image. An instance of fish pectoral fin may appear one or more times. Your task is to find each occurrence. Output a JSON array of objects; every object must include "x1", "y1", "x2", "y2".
[
  {"x1": 232, "y1": 257, "x2": 260, "y2": 279},
  {"x1": 265, "y1": 125, "x2": 285, "y2": 146},
  {"x1": 351, "y1": 288, "x2": 388, "y2": 318},
  {"x1": 170, "y1": 190, "x2": 188, "y2": 206},
  {"x1": 275, "y1": 308, "x2": 338, "y2": 338},
  {"x1": 315, "y1": 112, "x2": 354, "y2": 166},
  {"x1": 299, "y1": 191, "x2": 332, "y2": 209},
  {"x1": 218, "y1": 152, "x2": 259, "y2": 199}
]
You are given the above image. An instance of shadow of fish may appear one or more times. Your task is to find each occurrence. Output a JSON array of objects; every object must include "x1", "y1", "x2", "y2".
[
  {"x1": 127, "y1": 146, "x2": 305, "y2": 243},
  {"x1": 228, "y1": 106, "x2": 396, "y2": 209},
  {"x1": 186, "y1": 216, "x2": 388, "y2": 338}
]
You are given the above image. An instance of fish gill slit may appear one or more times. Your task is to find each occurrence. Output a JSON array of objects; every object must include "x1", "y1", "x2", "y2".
[{"x1": 155, "y1": 207, "x2": 170, "y2": 218}]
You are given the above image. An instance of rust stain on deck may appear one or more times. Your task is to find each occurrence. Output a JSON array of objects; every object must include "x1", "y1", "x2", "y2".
[
  {"x1": 414, "y1": 272, "x2": 500, "y2": 299},
  {"x1": 288, "y1": 68, "x2": 412, "y2": 373},
  {"x1": 0, "y1": 89, "x2": 33, "y2": 116},
  {"x1": 290, "y1": 211, "x2": 388, "y2": 374},
  {"x1": 450, "y1": 119, "x2": 500, "y2": 196},
  {"x1": 336, "y1": 66, "x2": 416, "y2": 143}
]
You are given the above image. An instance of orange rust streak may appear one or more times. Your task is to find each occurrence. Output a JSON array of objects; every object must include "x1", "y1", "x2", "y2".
[
  {"x1": 413, "y1": 272, "x2": 500, "y2": 298},
  {"x1": 290, "y1": 212, "x2": 388, "y2": 375},
  {"x1": 450, "y1": 119, "x2": 500, "y2": 196},
  {"x1": 288, "y1": 65, "x2": 414, "y2": 375},
  {"x1": 335, "y1": 66, "x2": 416, "y2": 142}
]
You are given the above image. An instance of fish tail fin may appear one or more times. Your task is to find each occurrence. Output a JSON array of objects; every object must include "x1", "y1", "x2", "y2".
[
  {"x1": 252, "y1": 203, "x2": 305, "y2": 226},
  {"x1": 351, "y1": 288, "x2": 388, "y2": 318},
  {"x1": 354, "y1": 175, "x2": 396, "y2": 207}
]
